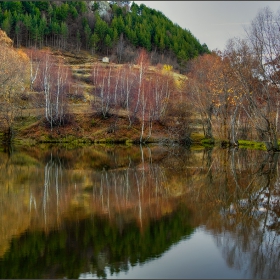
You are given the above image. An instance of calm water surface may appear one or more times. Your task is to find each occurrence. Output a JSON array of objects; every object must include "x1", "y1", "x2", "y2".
[{"x1": 0, "y1": 144, "x2": 279, "y2": 279}]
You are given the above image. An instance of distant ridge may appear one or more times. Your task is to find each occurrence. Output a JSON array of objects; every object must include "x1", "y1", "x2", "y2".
[{"x1": 0, "y1": 1, "x2": 210, "y2": 72}]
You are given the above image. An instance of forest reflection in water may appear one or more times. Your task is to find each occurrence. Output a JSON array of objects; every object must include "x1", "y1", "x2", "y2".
[{"x1": 0, "y1": 144, "x2": 280, "y2": 278}]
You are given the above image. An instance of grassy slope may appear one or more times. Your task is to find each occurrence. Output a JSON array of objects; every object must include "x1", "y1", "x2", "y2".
[
  {"x1": 14, "y1": 49, "x2": 269, "y2": 150},
  {"x1": 15, "y1": 49, "x2": 197, "y2": 146}
]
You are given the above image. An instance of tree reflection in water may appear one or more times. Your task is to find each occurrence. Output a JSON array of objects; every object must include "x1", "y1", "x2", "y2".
[
  {"x1": 0, "y1": 145, "x2": 279, "y2": 278},
  {"x1": 188, "y1": 148, "x2": 280, "y2": 279},
  {"x1": 222, "y1": 151, "x2": 280, "y2": 279}
]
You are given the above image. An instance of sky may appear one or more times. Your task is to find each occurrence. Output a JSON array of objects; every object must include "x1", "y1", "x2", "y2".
[{"x1": 134, "y1": 1, "x2": 280, "y2": 51}]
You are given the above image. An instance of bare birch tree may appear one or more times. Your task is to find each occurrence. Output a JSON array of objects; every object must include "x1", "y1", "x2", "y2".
[
  {"x1": 244, "y1": 6, "x2": 280, "y2": 150},
  {"x1": 32, "y1": 51, "x2": 71, "y2": 130}
]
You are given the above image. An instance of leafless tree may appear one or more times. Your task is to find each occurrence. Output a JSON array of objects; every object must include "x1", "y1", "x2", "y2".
[
  {"x1": 243, "y1": 6, "x2": 280, "y2": 150},
  {"x1": 33, "y1": 51, "x2": 71, "y2": 130}
]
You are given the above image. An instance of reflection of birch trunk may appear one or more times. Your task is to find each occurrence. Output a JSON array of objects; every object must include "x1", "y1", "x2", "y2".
[
  {"x1": 140, "y1": 144, "x2": 145, "y2": 198},
  {"x1": 125, "y1": 157, "x2": 131, "y2": 207},
  {"x1": 107, "y1": 173, "x2": 110, "y2": 219},
  {"x1": 55, "y1": 156, "x2": 61, "y2": 226},
  {"x1": 204, "y1": 148, "x2": 213, "y2": 185},
  {"x1": 113, "y1": 173, "x2": 120, "y2": 213},
  {"x1": 230, "y1": 148, "x2": 247, "y2": 215},
  {"x1": 43, "y1": 154, "x2": 62, "y2": 227},
  {"x1": 135, "y1": 171, "x2": 142, "y2": 229},
  {"x1": 147, "y1": 146, "x2": 152, "y2": 206},
  {"x1": 100, "y1": 173, "x2": 104, "y2": 211},
  {"x1": 230, "y1": 148, "x2": 241, "y2": 192},
  {"x1": 154, "y1": 169, "x2": 159, "y2": 206},
  {"x1": 105, "y1": 171, "x2": 111, "y2": 217},
  {"x1": 29, "y1": 192, "x2": 37, "y2": 213},
  {"x1": 43, "y1": 157, "x2": 51, "y2": 226}
]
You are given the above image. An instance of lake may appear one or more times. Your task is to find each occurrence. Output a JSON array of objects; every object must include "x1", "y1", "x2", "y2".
[{"x1": 0, "y1": 144, "x2": 279, "y2": 279}]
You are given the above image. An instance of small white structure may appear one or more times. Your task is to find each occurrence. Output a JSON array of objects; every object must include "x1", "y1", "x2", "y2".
[{"x1": 102, "y1": 57, "x2": 110, "y2": 63}]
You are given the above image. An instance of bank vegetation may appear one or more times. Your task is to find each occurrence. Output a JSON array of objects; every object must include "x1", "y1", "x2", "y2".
[{"x1": 1, "y1": 6, "x2": 280, "y2": 152}]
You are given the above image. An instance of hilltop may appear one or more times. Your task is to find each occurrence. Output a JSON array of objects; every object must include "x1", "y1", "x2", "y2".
[{"x1": 0, "y1": 1, "x2": 210, "y2": 73}]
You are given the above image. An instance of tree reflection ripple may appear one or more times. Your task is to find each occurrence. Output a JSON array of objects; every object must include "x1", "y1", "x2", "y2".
[{"x1": 0, "y1": 145, "x2": 279, "y2": 278}]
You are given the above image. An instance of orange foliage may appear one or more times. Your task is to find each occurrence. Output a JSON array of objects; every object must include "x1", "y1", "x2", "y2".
[
  {"x1": 0, "y1": 29, "x2": 12, "y2": 47},
  {"x1": 0, "y1": 30, "x2": 29, "y2": 132},
  {"x1": 0, "y1": 30, "x2": 29, "y2": 91}
]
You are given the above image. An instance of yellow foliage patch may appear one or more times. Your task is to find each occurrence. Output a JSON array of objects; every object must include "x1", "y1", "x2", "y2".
[
  {"x1": 162, "y1": 64, "x2": 173, "y2": 72},
  {"x1": 0, "y1": 29, "x2": 13, "y2": 47}
]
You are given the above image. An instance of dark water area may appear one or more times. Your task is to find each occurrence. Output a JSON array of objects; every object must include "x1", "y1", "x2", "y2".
[{"x1": 0, "y1": 144, "x2": 279, "y2": 279}]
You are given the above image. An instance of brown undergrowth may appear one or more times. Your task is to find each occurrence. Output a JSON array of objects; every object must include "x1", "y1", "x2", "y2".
[{"x1": 16, "y1": 112, "x2": 171, "y2": 145}]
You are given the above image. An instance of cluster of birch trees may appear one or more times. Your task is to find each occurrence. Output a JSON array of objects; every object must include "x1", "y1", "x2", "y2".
[
  {"x1": 91, "y1": 49, "x2": 175, "y2": 141},
  {"x1": 26, "y1": 49, "x2": 71, "y2": 130},
  {"x1": 0, "y1": 34, "x2": 72, "y2": 144},
  {"x1": 187, "y1": 7, "x2": 280, "y2": 151}
]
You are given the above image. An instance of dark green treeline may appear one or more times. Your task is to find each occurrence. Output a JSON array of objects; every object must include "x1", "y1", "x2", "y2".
[{"x1": 0, "y1": 1, "x2": 209, "y2": 70}]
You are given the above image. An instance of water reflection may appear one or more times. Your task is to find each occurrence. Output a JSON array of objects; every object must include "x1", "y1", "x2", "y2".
[
  {"x1": 186, "y1": 148, "x2": 280, "y2": 279},
  {"x1": 0, "y1": 145, "x2": 279, "y2": 278}
]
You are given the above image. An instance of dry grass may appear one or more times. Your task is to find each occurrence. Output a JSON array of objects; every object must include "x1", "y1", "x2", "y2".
[
  {"x1": 16, "y1": 112, "x2": 169, "y2": 144},
  {"x1": 13, "y1": 48, "x2": 198, "y2": 145}
]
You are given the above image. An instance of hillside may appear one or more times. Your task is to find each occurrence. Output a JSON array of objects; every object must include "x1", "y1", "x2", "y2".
[
  {"x1": 0, "y1": 25, "x2": 202, "y2": 148},
  {"x1": 0, "y1": 1, "x2": 210, "y2": 72},
  {"x1": 15, "y1": 48, "x2": 194, "y2": 146},
  {"x1": 1, "y1": 4, "x2": 276, "y2": 151}
]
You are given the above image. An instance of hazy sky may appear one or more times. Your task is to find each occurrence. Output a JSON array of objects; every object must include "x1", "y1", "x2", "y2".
[{"x1": 134, "y1": 1, "x2": 280, "y2": 51}]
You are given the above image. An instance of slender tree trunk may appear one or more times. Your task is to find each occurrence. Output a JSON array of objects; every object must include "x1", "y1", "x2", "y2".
[
  {"x1": 205, "y1": 116, "x2": 213, "y2": 139},
  {"x1": 229, "y1": 105, "x2": 239, "y2": 146}
]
